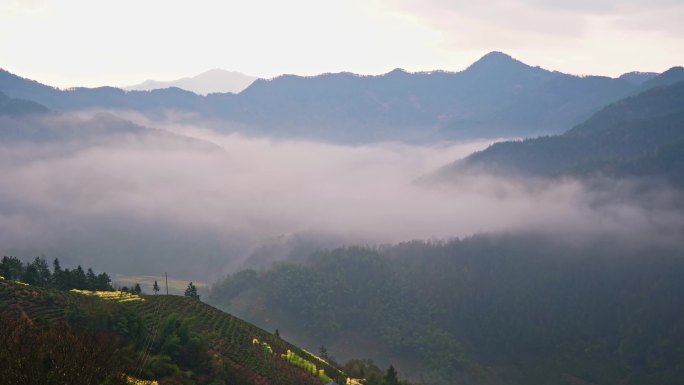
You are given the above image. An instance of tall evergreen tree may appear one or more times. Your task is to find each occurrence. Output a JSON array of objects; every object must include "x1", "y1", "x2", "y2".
[
  {"x1": 184, "y1": 282, "x2": 200, "y2": 301},
  {"x1": 384, "y1": 365, "x2": 399, "y2": 385},
  {"x1": 1, "y1": 256, "x2": 23, "y2": 280},
  {"x1": 21, "y1": 262, "x2": 39, "y2": 285},
  {"x1": 96, "y1": 272, "x2": 113, "y2": 291},
  {"x1": 33, "y1": 257, "x2": 52, "y2": 287},
  {"x1": 52, "y1": 258, "x2": 64, "y2": 289},
  {"x1": 153, "y1": 280, "x2": 160, "y2": 295},
  {"x1": 85, "y1": 268, "x2": 97, "y2": 290},
  {"x1": 73, "y1": 266, "x2": 87, "y2": 290}
]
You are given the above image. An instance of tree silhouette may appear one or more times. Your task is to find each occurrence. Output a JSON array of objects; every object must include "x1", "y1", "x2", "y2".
[
  {"x1": 384, "y1": 364, "x2": 399, "y2": 385},
  {"x1": 153, "y1": 280, "x2": 160, "y2": 295},
  {"x1": 184, "y1": 282, "x2": 200, "y2": 301}
]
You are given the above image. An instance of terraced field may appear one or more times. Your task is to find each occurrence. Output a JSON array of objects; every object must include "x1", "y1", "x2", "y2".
[
  {"x1": 125, "y1": 294, "x2": 345, "y2": 385},
  {"x1": 0, "y1": 278, "x2": 346, "y2": 385}
]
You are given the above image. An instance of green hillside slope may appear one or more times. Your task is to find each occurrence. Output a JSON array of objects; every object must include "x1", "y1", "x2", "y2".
[
  {"x1": 0, "y1": 277, "x2": 346, "y2": 385},
  {"x1": 209, "y1": 237, "x2": 684, "y2": 385}
]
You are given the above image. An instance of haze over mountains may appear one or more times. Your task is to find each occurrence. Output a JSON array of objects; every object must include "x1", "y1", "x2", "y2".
[
  {"x1": 2, "y1": 52, "x2": 680, "y2": 143},
  {"x1": 2, "y1": 48, "x2": 684, "y2": 385},
  {"x1": 1, "y1": 51, "x2": 683, "y2": 280},
  {"x1": 124, "y1": 69, "x2": 257, "y2": 95}
]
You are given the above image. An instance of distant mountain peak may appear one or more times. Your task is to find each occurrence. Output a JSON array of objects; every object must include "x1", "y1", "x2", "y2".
[
  {"x1": 481, "y1": 51, "x2": 514, "y2": 60},
  {"x1": 386, "y1": 68, "x2": 409, "y2": 76},
  {"x1": 125, "y1": 69, "x2": 257, "y2": 95},
  {"x1": 465, "y1": 51, "x2": 532, "y2": 73}
]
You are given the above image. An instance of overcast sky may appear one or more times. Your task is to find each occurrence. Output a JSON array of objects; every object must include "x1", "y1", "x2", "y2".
[{"x1": 1, "y1": 0, "x2": 682, "y2": 88}]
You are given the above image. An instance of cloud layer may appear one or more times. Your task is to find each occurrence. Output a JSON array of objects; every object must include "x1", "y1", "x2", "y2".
[{"x1": 1, "y1": 113, "x2": 682, "y2": 281}]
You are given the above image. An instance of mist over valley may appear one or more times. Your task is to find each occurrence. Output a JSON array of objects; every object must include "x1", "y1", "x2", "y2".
[{"x1": 1, "y1": 45, "x2": 683, "y2": 385}]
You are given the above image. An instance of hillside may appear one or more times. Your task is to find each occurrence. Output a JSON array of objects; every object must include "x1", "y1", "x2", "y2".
[
  {"x1": 208, "y1": 235, "x2": 684, "y2": 385},
  {"x1": 0, "y1": 90, "x2": 49, "y2": 116},
  {"x1": 452, "y1": 80, "x2": 684, "y2": 182},
  {"x1": 618, "y1": 72, "x2": 658, "y2": 86},
  {"x1": 0, "y1": 277, "x2": 347, "y2": 385},
  {"x1": 0, "y1": 52, "x2": 665, "y2": 143}
]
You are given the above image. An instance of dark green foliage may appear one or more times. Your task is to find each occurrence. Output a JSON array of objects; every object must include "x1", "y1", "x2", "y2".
[
  {"x1": 184, "y1": 282, "x2": 200, "y2": 301},
  {"x1": 209, "y1": 236, "x2": 684, "y2": 385},
  {"x1": 72, "y1": 265, "x2": 88, "y2": 289},
  {"x1": 0, "y1": 256, "x2": 113, "y2": 291},
  {"x1": 0, "y1": 277, "x2": 341, "y2": 385},
  {"x1": 0, "y1": 313, "x2": 129, "y2": 385},
  {"x1": 0, "y1": 256, "x2": 24, "y2": 280},
  {"x1": 140, "y1": 314, "x2": 210, "y2": 379},
  {"x1": 384, "y1": 365, "x2": 400, "y2": 385},
  {"x1": 21, "y1": 257, "x2": 52, "y2": 286},
  {"x1": 343, "y1": 358, "x2": 383, "y2": 380}
]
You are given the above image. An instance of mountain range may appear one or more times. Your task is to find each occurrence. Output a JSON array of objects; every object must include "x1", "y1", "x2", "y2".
[
  {"x1": 124, "y1": 69, "x2": 257, "y2": 95},
  {"x1": 2, "y1": 52, "x2": 681, "y2": 143},
  {"x1": 448, "y1": 77, "x2": 684, "y2": 185}
]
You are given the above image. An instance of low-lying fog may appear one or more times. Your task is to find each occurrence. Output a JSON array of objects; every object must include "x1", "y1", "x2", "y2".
[{"x1": 1, "y1": 112, "x2": 682, "y2": 280}]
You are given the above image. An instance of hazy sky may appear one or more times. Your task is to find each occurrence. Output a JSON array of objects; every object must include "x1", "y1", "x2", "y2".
[{"x1": 1, "y1": 0, "x2": 683, "y2": 88}]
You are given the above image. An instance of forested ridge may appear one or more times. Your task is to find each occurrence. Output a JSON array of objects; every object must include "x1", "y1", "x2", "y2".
[
  {"x1": 209, "y1": 234, "x2": 684, "y2": 385},
  {"x1": 1, "y1": 256, "x2": 114, "y2": 291},
  {"x1": 458, "y1": 81, "x2": 684, "y2": 184}
]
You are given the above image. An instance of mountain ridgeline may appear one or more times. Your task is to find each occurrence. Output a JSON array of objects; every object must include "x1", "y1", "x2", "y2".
[
  {"x1": 449, "y1": 79, "x2": 684, "y2": 184},
  {"x1": 1, "y1": 53, "x2": 677, "y2": 143}
]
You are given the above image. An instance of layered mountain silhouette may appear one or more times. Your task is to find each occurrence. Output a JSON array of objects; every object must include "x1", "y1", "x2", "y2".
[
  {"x1": 0, "y1": 52, "x2": 680, "y2": 143},
  {"x1": 124, "y1": 68, "x2": 257, "y2": 95},
  {"x1": 451, "y1": 79, "x2": 684, "y2": 184},
  {"x1": 0, "y1": 90, "x2": 48, "y2": 116},
  {"x1": 619, "y1": 71, "x2": 658, "y2": 85}
]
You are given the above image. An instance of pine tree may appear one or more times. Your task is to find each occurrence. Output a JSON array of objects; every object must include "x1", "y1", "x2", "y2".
[
  {"x1": 96, "y1": 272, "x2": 113, "y2": 291},
  {"x1": 133, "y1": 283, "x2": 142, "y2": 294},
  {"x1": 31, "y1": 257, "x2": 51, "y2": 287},
  {"x1": 1, "y1": 256, "x2": 23, "y2": 281},
  {"x1": 384, "y1": 365, "x2": 399, "y2": 385},
  {"x1": 52, "y1": 258, "x2": 65, "y2": 289},
  {"x1": 153, "y1": 280, "x2": 160, "y2": 295},
  {"x1": 86, "y1": 268, "x2": 97, "y2": 290},
  {"x1": 73, "y1": 265, "x2": 87, "y2": 289},
  {"x1": 184, "y1": 282, "x2": 200, "y2": 301},
  {"x1": 320, "y1": 345, "x2": 329, "y2": 361}
]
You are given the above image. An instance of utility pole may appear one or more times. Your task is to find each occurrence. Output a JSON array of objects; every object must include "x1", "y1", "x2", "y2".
[{"x1": 165, "y1": 272, "x2": 168, "y2": 295}]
